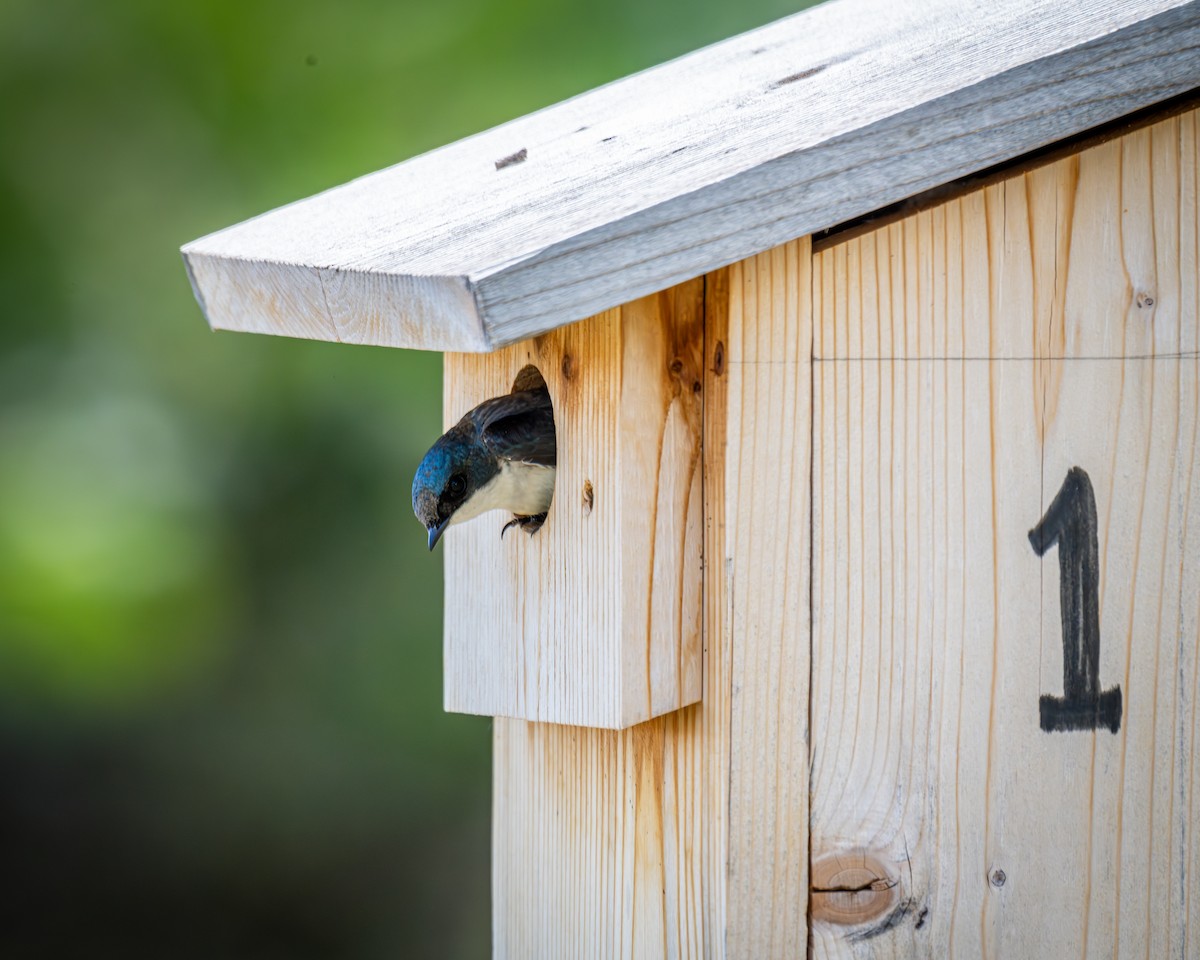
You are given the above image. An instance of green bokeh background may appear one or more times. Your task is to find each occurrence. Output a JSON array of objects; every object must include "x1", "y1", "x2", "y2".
[{"x1": 0, "y1": 1, "x2": 808, "y2": 955}]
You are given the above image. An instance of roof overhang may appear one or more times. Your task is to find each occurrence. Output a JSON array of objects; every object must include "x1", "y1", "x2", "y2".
[{"x1": 182, "y1": 0, "x2": 1200, "y2": 352}]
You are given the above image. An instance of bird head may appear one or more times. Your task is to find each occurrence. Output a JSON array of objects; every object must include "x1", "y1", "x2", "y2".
[{"x1": 411, "y1": 429, "x2": 497, "y2": 551}]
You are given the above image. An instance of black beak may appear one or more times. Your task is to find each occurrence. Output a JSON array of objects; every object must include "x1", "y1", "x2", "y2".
[{"x1": 427, "y1": 516, "x2": 450, "y2": 551}]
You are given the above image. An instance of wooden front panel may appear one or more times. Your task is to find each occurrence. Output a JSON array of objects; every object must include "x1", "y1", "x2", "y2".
[
  {"x1": 443, "y1": 281, "x2": 704, "y2": 729},
  {"x1": 809, "y1": 111, "x2": 1200, "y2": 958}
]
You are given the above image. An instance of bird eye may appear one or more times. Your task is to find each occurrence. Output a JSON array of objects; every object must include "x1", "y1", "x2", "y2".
[{"x1": 447, "y1": 474, "x2": 467, "y2": 498}]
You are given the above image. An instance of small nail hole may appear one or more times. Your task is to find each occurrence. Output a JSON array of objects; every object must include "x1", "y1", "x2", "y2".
[
  {"x1": 494, "y1": 147, "x2": 527, "y2": 170},
  {"x1": 582, "y1": 480, "x2": 594, "y2": 516}
]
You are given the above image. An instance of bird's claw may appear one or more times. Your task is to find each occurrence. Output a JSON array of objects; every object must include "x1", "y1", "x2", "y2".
[{"x1": 500, "y1": 512, "x2": 548, "y2": 539}]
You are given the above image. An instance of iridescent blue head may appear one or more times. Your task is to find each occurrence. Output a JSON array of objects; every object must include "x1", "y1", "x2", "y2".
[
  {"x1": 411, "y1": 425, "x2": 500, "y2": 551},
  {"x1": 413, "y1": 385, "x2": 557, "y2": 550}
]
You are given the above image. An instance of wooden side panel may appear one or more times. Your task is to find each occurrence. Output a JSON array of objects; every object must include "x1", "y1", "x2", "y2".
[
  {"x1": 491, "y1": 271, "x2": 731, "y2": 958},
  {"x1": 443, "y1": 281, "x2": 703, "y2": 728},
  {"x1": 725, "y1": 239, "x2": 813, "y2": 957},
  {"x1": 809, "y1": 109, "x2": 1200, "y2": 958}
]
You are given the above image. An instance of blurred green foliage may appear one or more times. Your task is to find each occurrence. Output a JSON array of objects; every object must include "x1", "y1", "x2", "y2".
[{"x1": 0, "y1": 0, "x2": 809, "y2": 955}]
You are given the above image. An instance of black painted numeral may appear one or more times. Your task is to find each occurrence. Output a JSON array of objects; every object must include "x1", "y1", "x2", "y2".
[{"x1": 1028, "y1": 467, "x2": 1122, "y2": 734}]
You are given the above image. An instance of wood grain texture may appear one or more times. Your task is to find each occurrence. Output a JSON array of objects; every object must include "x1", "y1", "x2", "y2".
[
  {"x1": 816, "y1": 111, "x2": 1200, "y2": 363},
  {"x1": 488, "y1": 241, "x2": 816, "y2": 960},
  {"x1": 492, "y1": 715, "x2": 705, "y2": 958},
  {"x1": 181, "y1": 0, "x2": 1200, "y2": 353},
  {"x1": 808, "y1": 108, "x2": 1200, "y2": 958},
  {"x1": 724, "y1": 239, "x2": 813, "y2": 957},
  {"x1": 490, "y1": 270, "x2": 731, "y2": 958},
  {"x1": 444, "y1": 281, "x2": 704, "y2": 729}
]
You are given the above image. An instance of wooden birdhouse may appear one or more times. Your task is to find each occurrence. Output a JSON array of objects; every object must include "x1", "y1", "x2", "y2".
[{"x1": 183, "y1": 0, "x2": 1200, "y2": 954}]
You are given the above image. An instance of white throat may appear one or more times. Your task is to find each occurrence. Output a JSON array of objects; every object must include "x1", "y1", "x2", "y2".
[{"x1": 451, "y1": 461, "x2": 555, "y2": 525}]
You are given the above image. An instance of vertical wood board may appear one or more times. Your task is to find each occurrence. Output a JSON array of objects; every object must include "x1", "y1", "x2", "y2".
[
  {"x1": 724, "y1": 240, "x2": 814, "y2": 958},
  {"x1": 808, "y1": 108, "x2": 1200, "y2": 958}
]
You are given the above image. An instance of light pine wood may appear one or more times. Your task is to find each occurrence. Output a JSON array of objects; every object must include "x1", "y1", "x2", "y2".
[
  {"x1": 815, "y1": 112, "x2": 1200, "y2": 363},
  {"x1": 492, "y1": 714, "x2": 707, "y2": 958},
  {"x1": 490, "y1": 242, "x2": 816, "y2": 959},
  {"x1": 444, "y1": 281, "x2": 704, "y2": 729},
  {"x1": 483, "y1": 109, "x2": 1200, "y2": 951},
  {"x1": 808, "y1": 109, "x2": 1200, "y2": 957},
  {"x1": 490, "y1": 270, "x2": 731, "y2": 958},
  {"x1": 181, "y1": 0, "x2": 1199, "y2": 352},
  {"x1": 700, "y1": 267, "x2": 731, "y2": 960},
  {"x1": 724, "y1": 239, "x2": 813, "y2": 957}
]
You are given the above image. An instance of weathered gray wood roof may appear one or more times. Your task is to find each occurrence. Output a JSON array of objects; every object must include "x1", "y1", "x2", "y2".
[{"x1": 182, "y1": 0, "x2": 1200, "y2": 352}]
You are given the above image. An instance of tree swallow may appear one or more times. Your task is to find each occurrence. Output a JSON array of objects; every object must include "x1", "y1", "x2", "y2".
[{"x1": 412, "y1": 385, "x2": 556, "y2": 550}]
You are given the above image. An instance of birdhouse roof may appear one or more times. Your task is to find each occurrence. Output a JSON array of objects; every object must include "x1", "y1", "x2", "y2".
[{"x1": 182, "y1": 0, "x2": 1199, "y2": 353}]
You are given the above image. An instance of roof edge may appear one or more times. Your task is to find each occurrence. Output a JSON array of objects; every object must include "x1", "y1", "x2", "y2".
[
  {"x1": 181, "y1": 0, "x2": 1200, "y2": 353},
  {"x1": 181, "y1": 246, "x2": 491, "y2": 352}
]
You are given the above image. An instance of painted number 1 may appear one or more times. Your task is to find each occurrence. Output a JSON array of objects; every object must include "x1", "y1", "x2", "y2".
[{"x1": 1028, "y1": 467, "x2": 1122, "y2": 734}]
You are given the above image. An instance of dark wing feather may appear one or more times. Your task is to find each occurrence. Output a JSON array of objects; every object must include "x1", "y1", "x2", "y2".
[{"x1": 476, "y1": 388, "x2": 556, "y2": 467}]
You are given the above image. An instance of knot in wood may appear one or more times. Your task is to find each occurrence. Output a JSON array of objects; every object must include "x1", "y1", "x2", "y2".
[{"x1": 810, "y1": 849, "x2": 897, "y2": 926}]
